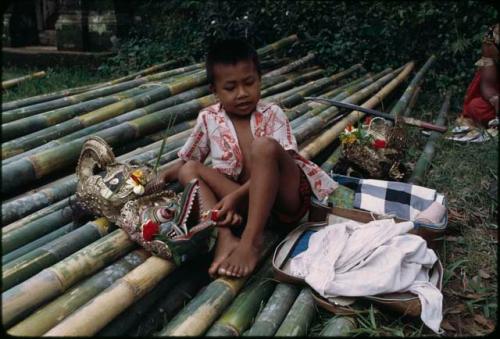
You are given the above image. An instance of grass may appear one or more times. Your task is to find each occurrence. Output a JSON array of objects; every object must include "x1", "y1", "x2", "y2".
[{"x1": 2, "y1": 65, "x2": 111, "y2": 103}]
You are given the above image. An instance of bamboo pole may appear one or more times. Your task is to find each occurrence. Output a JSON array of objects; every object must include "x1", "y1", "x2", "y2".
[
  {"x1": 1, "y1": 59, "x2": 184, "y2": 111},
  {"x1": 6, "y1": 249, "x2": 150, "y2": 336},
  {"x1": 299, "y1": 62, "x2": 415, "y2": 160},
  {"x1": 2, "y1": 198, "x2": 69, "y2": 232},
  {"x1": 157, "y1": 233, "x2": 279, "y2": 336},
  {"x1": 243, "y1": 283, "x2": 301, "y2": 336},
  {"x1": 403, "y1": 85, "x2": 422, "y2": 117},
  {"x1": 1, "y1": 229, "x2": 136, "y2": 327},
  {"x1": 261, "y1": 69, "x2": 325, "y2": 97},
  {"x1": 318, "y1": 316, "x2": 357, "y2": 336},
  {"x1": 390, "y1": 55, "x2": 436, "y2": 117},
  {"x1": 293, "y1": 68, "x2": 401, "y2": 145},
  {"x1": 43, "y1": 255, "x2": 175, "y2": 336},
  {"x1": 1, "y1": 64, "x2": 204, "y2": 124},
  {"x1": 2, "y1": 218, "x2": 113, "y2": 291},
  {"x1": 1, "y1": 72, "x2": 208, "y2": 156},
  {"x1": 2, "y1": 222, "x2": 74, "y2": 264},
  {"x1": 274, "y1": 288, "x2": 316, "y2": 336},
  {"x1": 2, "y1": 84, "x2": 155, "y2": 143},
  {"x1": 284, "y1": 73, "x2": 374, "y2": 122},
  {"x1": 96, "y1": 257, "x2": 211, "y2": 336},
  {"x1": 205, "y1": 263, "x2": 276, "y2": 336},
  {"x1": 263, "y1": 52, "x2": 316, "y2": 77},
  {"x1": 2, "y1": 205, "x2": 74, "y2": 255},
  {"x1": 2, "y1": 71, "x2": 46, "y2": 90},
  {"x1": 131, "y1": 265, "x2": 211, "y2": 336},
  {"x1": 408, "y1": 92, "x2": 451, "y2": 185}
]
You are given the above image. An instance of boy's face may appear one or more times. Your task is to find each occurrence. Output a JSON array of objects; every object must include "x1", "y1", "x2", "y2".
[{"x1": 211, "y1": 59, "x2": 261, "y2": 117}]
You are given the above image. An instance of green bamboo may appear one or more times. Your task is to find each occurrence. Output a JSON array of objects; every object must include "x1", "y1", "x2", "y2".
[
  {"x1": 263, "y1": 52, "x2": 316, "y2": 77},
  {"x1": 2, "y1": 84, "x2": 210, "y2": 163},
  {"x1": 2, "y1": 205, "x2": 74, "y2": 255},
  {"x1": 390, "y1": 55, "x2": 436, "y2": 117},
  {"x1": 2, "y1": 72, "x2": 208, "y2": 157},
  {"x1": 291, "y1": 68, "x2": 392, "y2": 128},
  {"x1": 1, "y1": 228, "x2": 136, "y2": 327},
  {"x1": 2, "y1": 71, "x2": 46, "y2": 90},
  {"x1": 2, "y1": 83, "x2": 157, "y2": 144},
  {"x1": 205, "y1": 263, "x2": 276, "y2": 336},
  {"x1": 278, "y1": 64, "x2": 363, "y2": 108},
  {"x1": 6, "y1": 249, "x2": 150, "y2": 336},
  {"x1": 2, "y1": 218, "x2": 114, "y2": 291},
  {"x1": 261, "y1": 69, "x2": 325, "y2": 97},
  {"x1": 2, "y1": 223, "x2": 75, "y2": 264},
  {"x1": 131, "y1": 265, "x2": 211, "y2": 336},
  {"x1": 43, "y1": 255, "x2": 177, "y2": 336},
  {"x1": 1, "y1": 59, "x2": 184, "y2": 111},
  {"x1": 299, "y1": 62, "x2": 415, "y2": 160},
  {"x1": 256, "y1": 35, "x2": 298, "y2": 57},
  {"x1": 2, "y1": 198, "x2": 68, "y2": 231},
  {"x1": 1, "y1": 175, "x2": 76, "y2": 225},
  {"x1": 284, "y1": 73, "x2": 373, "y2": 121},
  {"x1": 1, "y1": 64, "x2": 203, "y2": 124},
  {"x1": 402, "y1": 85, "x2": 422, "y2": 117},
  {"x1": 293, "y1": 69, "x2": 400, "y2": 144},
  {"x1": 318, "y1": 316, "x2": 357, "y2": 336},
  {"x1": 243, "y1": 283, "x2": 301, "y2": 336},
  {"x1": 274, "y1": 288, "x2": 316, "y2": 336},
  {"x1": 97, "y1": 257, "x2": 211, "y2": 337},
  {"x1": 158, "y1": 233, "x2": 280, "y2": 336},
  {"x1": 409, "y1": 92, "x2": 450, "y2": 185}
]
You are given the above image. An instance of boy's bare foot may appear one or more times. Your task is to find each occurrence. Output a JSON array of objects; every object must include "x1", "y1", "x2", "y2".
[
  {"x1": 208, "y1": 229, "x2": 239, "y2": 277},
  {"x1": 217, "y1": 242, "x2": 260, "y2": 278}
]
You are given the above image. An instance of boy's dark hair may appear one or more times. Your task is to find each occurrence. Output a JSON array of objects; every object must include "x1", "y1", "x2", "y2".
[{"x1": 206, "y1": 38, "x2": 261, "y2": 85}]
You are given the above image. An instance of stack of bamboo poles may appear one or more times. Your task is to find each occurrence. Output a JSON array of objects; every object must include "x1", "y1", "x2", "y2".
[{"x1": 2, "y1": 34, "x2": 438, "y2": 336}]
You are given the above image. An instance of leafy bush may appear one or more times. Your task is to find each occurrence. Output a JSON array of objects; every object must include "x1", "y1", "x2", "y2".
[{"x1": 100, "y1": 0, "x2": 497, "y2": 103}]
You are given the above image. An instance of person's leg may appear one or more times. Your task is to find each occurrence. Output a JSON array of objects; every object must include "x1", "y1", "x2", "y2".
[
  {"x1": 218, "y1": 137, "x2": 303, "y2": 278},
  {"x1": 177, "y1": 160, "x2": 242, "y2": 276}
]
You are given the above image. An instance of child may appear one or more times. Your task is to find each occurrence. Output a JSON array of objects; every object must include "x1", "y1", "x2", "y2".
[{"x1": 146, "y1": 38, "x2": 337, "y2": 278}]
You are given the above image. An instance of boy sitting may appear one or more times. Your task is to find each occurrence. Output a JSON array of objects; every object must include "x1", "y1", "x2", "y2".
[{"x1": 146, "y1": 38, "x2": 337, "y2": 278}]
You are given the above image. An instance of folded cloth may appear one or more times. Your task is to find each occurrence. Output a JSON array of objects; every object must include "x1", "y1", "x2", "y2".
[
  {"x1": 289, "y1": 218, "x2": 443, "y2": 334},
  {"x1": 332, "y1": 175, "x2": 445, "y2": 221}
]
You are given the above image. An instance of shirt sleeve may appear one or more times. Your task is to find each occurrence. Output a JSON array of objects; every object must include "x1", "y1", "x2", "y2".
[
  {"x1": 177, "y1": 110, "x2": 210, "y2": 163},
  {"x1": 267, "y1": 104, "x2": 299, "y2": 152}
]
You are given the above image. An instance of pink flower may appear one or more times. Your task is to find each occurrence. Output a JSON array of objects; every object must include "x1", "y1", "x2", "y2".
[
  {"x1": 372, "y1": 139, "x2": 387, "y2": 149},
  {"x1": 142, "y1": 219, "x2": 159, "y2": 241},
  {"x1": 346, "y1": 124, "x2": 354, "y2": 132},
  {"x1": 364, "y1": 116, "x2": 372, "y2": 125}
]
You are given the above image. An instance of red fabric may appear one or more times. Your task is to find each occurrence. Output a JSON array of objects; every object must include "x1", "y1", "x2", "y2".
[{"x1": 461, "y1": 71, "x2": 496, "y2": 125}]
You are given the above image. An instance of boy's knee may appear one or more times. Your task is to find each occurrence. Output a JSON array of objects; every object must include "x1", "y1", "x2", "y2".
[
  {"x1": 178, "y1": 160, "x2": 202, "y2": 185},
  {"x1": 251, "y1": 137, "x2": 281, "y2": 158}
]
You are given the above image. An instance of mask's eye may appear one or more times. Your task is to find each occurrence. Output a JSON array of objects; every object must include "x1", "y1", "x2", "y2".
[{"x1": 109, "y1": 178, "x2": 119, "y2": 185}]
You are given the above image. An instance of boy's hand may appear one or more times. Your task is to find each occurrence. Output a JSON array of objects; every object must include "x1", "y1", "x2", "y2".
[
  {"x1": 144, "y1": 173, "x2": 167, "y2": 194},
  {"x1": 213, "y1": 193, "x2": 243, "y2": 227}
]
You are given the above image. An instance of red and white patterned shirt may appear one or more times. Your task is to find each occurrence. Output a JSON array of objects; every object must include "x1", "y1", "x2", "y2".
[{"x1": 178, "y1": 101, "x2": 337, "y2": 200}]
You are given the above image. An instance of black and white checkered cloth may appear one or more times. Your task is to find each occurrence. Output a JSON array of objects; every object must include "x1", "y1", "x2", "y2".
[{"x1": 332, "y1": 175, "x2": 445, "y2": 221}]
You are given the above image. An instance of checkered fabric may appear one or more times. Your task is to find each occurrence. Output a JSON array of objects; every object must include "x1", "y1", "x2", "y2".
[{"x1": 332, "y1": 175, "x2": 445, "y2": 221}]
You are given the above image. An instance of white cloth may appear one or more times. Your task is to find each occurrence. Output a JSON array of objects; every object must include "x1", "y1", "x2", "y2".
[{"x1": 289, "y1": 219, "x2": 443, "y2": 334}]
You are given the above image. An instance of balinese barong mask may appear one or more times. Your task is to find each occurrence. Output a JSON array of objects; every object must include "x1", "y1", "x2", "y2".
[{"x1": 75, "y1": 136, "x2": 216, "y2": 265}]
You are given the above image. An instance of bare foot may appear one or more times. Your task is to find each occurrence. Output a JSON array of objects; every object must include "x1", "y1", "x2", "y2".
[
  {"x1": 217, "y1": 243, "x2": 260, "y2": 278},
  {"x1": 208, "y1": 228, "x2": 239, "y2": 277}
]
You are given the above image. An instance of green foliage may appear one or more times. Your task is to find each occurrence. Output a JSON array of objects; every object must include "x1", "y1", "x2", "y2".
[{"x1": 101, "y1": 0, "x2": 496, "y2": 103}]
